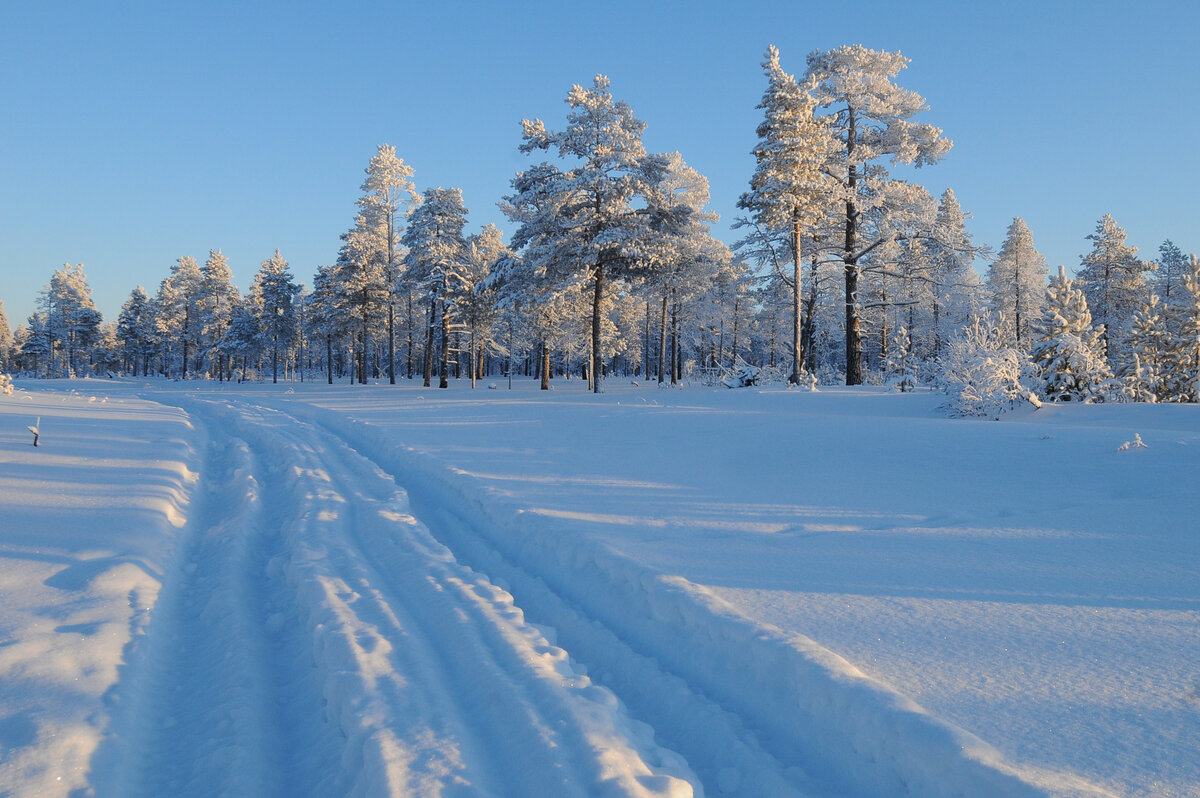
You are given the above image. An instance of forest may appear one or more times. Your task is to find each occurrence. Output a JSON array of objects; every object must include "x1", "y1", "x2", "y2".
[{"x1": 1, "y1": 45, "x2": 1196, "y2": 417}]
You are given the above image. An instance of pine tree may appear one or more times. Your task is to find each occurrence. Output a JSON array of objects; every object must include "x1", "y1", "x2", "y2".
[
  {"x1": 1166, "y1": 255, "x2": 1200, "y2": 402},
  {"x1": 219, "y1": 300, "x2": 261, "y2": 382},
  {"x1": 403, "y1": 188, "x2": 470, "y2": 388},
  {"x1": 928, "y1": 189, "x2": 980, "y2": 355},
  {"x1": 358, "y1": 144, "x2": 419, "y2": 384},
  {"x1": 198, "y1": 249, "x2": 239, "y2": 380},
  {"x1": 41, "y1": 264, "x2": 102, "y2": 377},
  {"x1": 805, "y1": 45, "x2": 952, "y2": 385},
  {"x1": 1076, "y1": 214, "x2": 1153, "y2": 372},
  {"x1": 156, "y1": 256, "x2": 203, "y2": 377},
  {"x1": 1032, "y1": 267, "x2": 1112, "y2": 402},
  {"x1": 985, "y1": 218, "x2": 1048, "y2": 349},
  {"x1": 1120, "y1": 294, "x2": 1171, "y2": 402},
  {"x1": 739, "y1": 45, "x2": 833, "y2": 384},
  {"x1": 251, "y1": 250, "x2": 300, "y2": 384},
  {"x1": 509, "y1": 75, "x2": 666, "y2": 393},
  {"x1": 117, "y1": 286, "x2": 156, "y2": 375},
  {"x1": 1155, "y1": 240, "x2": 1189, "y2": 306},
  {"x1": 937, "y1": 313, "x2": 1036, "y2": 418},
  {"x1": 0, "y1": 301, "x2": 12, "y2": 371}
]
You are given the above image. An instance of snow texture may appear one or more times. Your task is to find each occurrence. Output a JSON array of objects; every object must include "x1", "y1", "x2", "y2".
[{"x1": 1, "y1": 377, "x2": 1196, "y2": 798}]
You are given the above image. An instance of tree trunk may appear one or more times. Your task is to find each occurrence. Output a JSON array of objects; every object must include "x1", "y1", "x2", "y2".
[
  {"x1": 844, "y1": 109, "x2": 863, "y2": 385},
  {"x1": 670, "y1": 296, "x2": 679, "y2": 385},
  {"x1": 326, "y1": 333, "x2": 333, "y2": 385},
  {"x1": 388, "y1": 302, "x2": 395, "y2": 384},
  {"x1": 406, "y1": 292, "x2": 414, "y2": 380},
  {"x1": 643, "y1": 299, "x2": 651, "y2": 380},
  {"x1": 658, "y1": 293, "x2": 668, "y2": 384},
  {"x1": 790, "y1": 213, "x2": 803, "y2": 384},
  {"x1": 423, "y1": 297, "x2": 435, "y2": 387},
  {"x1": 540, "y1": 339, "x2": 550, "y2": 390},
  {"x1": 591, "y1": 263, "x2": 604, "y2": 393},
  {"x1": 438, "y1": 299, "x2": 449, "y2": 389}
]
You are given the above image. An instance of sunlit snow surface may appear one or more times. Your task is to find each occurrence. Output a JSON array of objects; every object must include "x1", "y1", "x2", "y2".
[{"x1": 1, "y1": 377, "x2": 1196, "y2": 797}]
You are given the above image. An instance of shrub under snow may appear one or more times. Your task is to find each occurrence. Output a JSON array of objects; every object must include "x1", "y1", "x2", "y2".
[{"x1": 937, "y1": 315, "x2": 1039, "y2": 418}]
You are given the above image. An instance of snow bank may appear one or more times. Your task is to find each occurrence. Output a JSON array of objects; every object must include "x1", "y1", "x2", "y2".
[{"x1": 0, "y1": 385, "x2": 198, "y2": 797}]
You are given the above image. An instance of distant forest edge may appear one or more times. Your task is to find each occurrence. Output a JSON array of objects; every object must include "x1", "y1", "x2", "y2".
[{"x1": 1, "y1": 46, "x2": 1197, "y2": 416}]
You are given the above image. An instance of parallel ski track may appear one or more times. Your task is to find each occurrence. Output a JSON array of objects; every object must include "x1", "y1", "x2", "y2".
[
  {"x1": 243, "y1": 396, "x2": 822, "y2": 798},
  {"x1": 140, "y1": 396, "x2": 698, "y2": 797}
]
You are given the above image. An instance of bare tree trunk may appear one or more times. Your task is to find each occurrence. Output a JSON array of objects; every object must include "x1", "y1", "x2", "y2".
[
  {"x1": 388, "y1": 302, "x2": 395, "y2": 384},
  {"x1": 790, "y1": 214, "x2": 803, "y2": 384},
  {"x1": 326, "y1": 333, "x2": 333, "y2": 385},
  {"x1": 423, "y1": 297, "x2": 435, "y2": 388},
  {"x1": 540, "y1": 339, "x2": 550, "y2": 390},
  {"x1": 438, "y1": 299, "x2": 449, "y2": 389},
  {"x1": 670, "y1": 296, "x2": 679, "y2": 385},
  {"x1": 658, "y1": 293, "x2": 668, "y2": 384},
  {"x1": 844, "y1": 109, "x2": 864, "y2": 385},
  {"x1": 643, "y1": 299, "x2": 651, "y2": 380},
  {"x1": 591, "y1": 264, "x2": 604, "y2": 393},
  {"x1": 406, "y1": 292, "x2": 414, "y2": 380}
]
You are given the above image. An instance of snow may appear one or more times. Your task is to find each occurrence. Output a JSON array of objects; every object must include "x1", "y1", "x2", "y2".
[{"x1": 1, "y1": 377, "x2": 1197, "y2": 797}]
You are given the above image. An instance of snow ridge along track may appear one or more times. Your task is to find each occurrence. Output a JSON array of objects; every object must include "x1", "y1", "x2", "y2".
[
  {"x1": 98, "y1": 395, "x2": 698, "y2": 797},
  {"x1": 263, "y1": 396, "x2": 1115, "y2": 798}
]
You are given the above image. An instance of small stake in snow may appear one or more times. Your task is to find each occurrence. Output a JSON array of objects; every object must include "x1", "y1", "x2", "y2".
[{"x1": 27, "y1": 417, "x2": 40, "y2": 447}]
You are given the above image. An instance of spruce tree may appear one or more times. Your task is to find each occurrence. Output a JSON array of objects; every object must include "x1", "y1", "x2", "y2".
[
  {"x1": 1032, "y1": 267, "x2": 1112, "y2": 402},
  {"x1": 1076, "y1": 214, "x2": 1153, "y2": 372},
  {"x1": 985, "y1": 218, "x2": 1048, "y2": 349}
]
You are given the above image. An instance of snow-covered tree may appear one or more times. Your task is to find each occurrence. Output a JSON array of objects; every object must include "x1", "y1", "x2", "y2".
[
  {"x1": 0, "y1": 301, "x2": 13, "y2": 371},
  {"x1": 1076, "y1": 214, "x2": 1153, "y2": 371},
  {"x1": 805, "y1": 44, "x2": 952, "y2": 385},
  {"x1": 219, "y1": 299, "x2": 261, "y2": 382},
  {"x1": 156, "y1": 256, "x2": 204, "y2": 377},
  {"x1": 458, "y1": 224, "x2": 510, "y2": 386},
  {"x1": 937, "y1": 313, "x2": 1037, "y2": 418},
  {"x1": 1166, "y1": 255, "x2": 1200, "y2": 402},
  {"x1": 117, "y1": 286, "x2": 156, "y2": 375},
  {"x1": 403, "y1": 187, "x2": 470, "y2": 388},
  {"x1": 40, "y1": 264, "x2": 103, "y2": 377},
  {"x1": 1032, "y1": 266, "x2": 1113, "y2": 402},
  {"x1": 18, "y1": 314, "x2": 52, "y2": 376},
  {"x1": 1155, "y1": 240, "x2": 1189, "y2": 306},
  {"x1": 250, "y1": 250, "x2": 300, "y2": 383},
  {"x1": 358, "y1": 144, "x2": 420, "y2": 384},
  {"x1": 928, "y1": 189, "x2": 981, "y2": 355},
  {"x1": 739, "y1": 45, "x2": 833, "y2": 383},
  {"x1": 198, "y1": 249, "x2": 239, "y2": 380},
  {"x1": 510, "y1": 75, "x2": 670, "y2": 393},
  {"x1": 1119, "y1": 294, "x2": 1171, "y2": 402},
  {"x1": 985, "y1": 217, "x2": 1047, "y2": 349}
]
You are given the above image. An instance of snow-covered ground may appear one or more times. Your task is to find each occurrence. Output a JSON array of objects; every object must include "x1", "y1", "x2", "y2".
[{"x1": 1, "y1": 377, "x2": 1196, "y2": 797}]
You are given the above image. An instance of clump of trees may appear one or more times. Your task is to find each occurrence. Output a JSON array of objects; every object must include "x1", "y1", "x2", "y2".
[{"x1": 2, "y1": 44, "x2": 1195, "y2": 411}]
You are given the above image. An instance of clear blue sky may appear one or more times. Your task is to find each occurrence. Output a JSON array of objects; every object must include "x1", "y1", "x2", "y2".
[{"x1": 2, "y1": 0, "x2": 1197, "y2": 327}]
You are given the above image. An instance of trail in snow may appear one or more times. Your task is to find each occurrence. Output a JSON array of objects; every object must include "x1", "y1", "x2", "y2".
[{"x1": 95, "y1": 394, "x2": 698, "y2": 797}]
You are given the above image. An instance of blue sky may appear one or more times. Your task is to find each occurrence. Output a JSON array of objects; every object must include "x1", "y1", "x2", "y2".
[{"x1": 1, "y1": 0, "x2": 1196, "y2": 326}]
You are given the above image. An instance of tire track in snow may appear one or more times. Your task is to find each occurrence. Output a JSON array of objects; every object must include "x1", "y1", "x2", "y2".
[
  {"x1": 251, "y1": 398, "x2": 820, "y2": 798},
  {"x1": 269, "y1": 397, "x2": 1087, "y2": 798},
  {"x1": 92, "y1": 429, "x2": 309, "y2": 797},
  {"x1": 182, "y1": 397, "x2": 698, "y2": 797}
]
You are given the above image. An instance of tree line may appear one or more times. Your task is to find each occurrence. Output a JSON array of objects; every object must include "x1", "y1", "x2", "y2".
[{"x1": 1, "y1": 44, "x2": 1196, "y2": 408}]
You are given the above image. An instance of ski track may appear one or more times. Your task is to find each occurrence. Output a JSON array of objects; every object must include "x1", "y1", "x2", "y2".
[
  {"x1": 96, "y1": 393, "x2": 699, "y2": 797},
  {"x1": 86, "y1": 389, "x2": 1111, "y2": 798}
]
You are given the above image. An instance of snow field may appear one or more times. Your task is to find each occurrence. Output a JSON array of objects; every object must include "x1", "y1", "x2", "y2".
[
  {"x1": 282, "y1": 395, "x2": 1099, "y2": 797},
  {"x1": 3, "y1": 378, "x2": 1196, "y2": 797}
]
